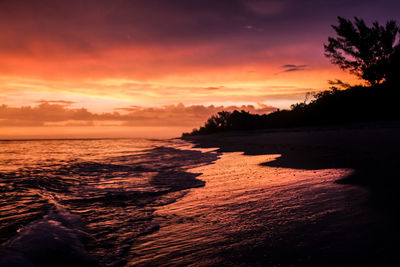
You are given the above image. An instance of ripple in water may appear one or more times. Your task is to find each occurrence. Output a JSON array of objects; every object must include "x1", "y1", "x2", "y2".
[{"x1": 0, "y1": 139, "x2": 219, "y2": 266}]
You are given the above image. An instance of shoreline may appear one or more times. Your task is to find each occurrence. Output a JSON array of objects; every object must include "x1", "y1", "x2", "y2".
[
  {"x1": 182, "y1": 120, "x2": 400, "y2": 189},
  {"x1": 130, "y1": 120, "x2": 400, "y2": 265}
]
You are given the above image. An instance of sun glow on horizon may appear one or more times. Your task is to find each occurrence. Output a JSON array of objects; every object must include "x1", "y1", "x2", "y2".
[{"x1": 0, "y1": 0, "x2": 391, "y2": 137}]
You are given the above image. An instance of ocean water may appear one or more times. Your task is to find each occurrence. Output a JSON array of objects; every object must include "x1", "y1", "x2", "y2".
[
  {"x1": 0, "y1": 138, "x2": 219, "y2": 266},
  {"x1": 0, "y1": 138, "x2": 398, "y2": 266}
]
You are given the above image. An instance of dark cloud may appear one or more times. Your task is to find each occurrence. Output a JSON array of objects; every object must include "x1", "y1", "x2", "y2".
[
  {"x1": 283, "y1": 68, "x2": 306, "y2": 72},
  {"x1": 2, "y1": 0, "x2": 399, "y2": 56},
  {"x1": 281, "y1": 64, "x2": 307, "y2": 68},
  {"x1": 281, "y1": 64, "x2": 308, "y2": 72}
]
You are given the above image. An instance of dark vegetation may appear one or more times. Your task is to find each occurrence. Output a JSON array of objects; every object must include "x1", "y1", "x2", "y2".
[
  {"x1": 184, "y1": 17, "x2": 400, "y2": 136},
  {"x1": 324, "y1": 17, "x2": 400, "y2": 86},
  {"x1": 184, "y1": 85, "x2": 400, "y2": 136}
]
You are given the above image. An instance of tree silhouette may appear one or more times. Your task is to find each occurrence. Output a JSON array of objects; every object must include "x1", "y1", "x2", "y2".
[{"x1": 324, "y1": 17, "x2": 400, "y2": 86}]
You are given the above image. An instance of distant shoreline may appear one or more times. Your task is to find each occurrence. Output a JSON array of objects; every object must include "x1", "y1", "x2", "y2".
[{"x1": 185, "y1": 119, "x2": 400, "y2": 136}]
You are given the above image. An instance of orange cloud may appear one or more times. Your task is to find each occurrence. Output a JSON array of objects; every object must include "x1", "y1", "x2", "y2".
[
  {"x1": 0, "y1": 0, "x2": 381, "y2": 123},
  {"x1": 0, "y1": 102, "x2": 276, "y2": 127}
]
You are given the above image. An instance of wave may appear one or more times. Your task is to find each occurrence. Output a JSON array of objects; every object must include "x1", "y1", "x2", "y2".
[
  {"x1": 0, "y1": 141, "x2": 219, "y2": 266},
  {"x1": 1, "y1": 207, "x2": 98, "y2": 267}
]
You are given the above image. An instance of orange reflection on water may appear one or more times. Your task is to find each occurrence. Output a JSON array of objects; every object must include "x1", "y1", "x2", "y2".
[{"x1": 130, "y1": 152, "x2": 358, "y2": 266}]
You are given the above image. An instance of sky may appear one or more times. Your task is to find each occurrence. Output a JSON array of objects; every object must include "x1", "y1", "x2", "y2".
[{"x1": 1, "y1": 0, "x2": 399, "y2": 138}]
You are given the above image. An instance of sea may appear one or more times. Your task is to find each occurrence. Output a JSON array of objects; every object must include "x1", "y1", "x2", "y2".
[{"x1": 0, "y1": 138, "x2": 398, "y2": 266}]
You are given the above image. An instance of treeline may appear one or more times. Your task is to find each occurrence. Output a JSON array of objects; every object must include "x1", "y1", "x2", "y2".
[
  {"x1": 183, "y1": 16, "x2": 400, "y2": 136},
  {"x1": 183, "y1": 84, "x2": 400, "y2": 136}
]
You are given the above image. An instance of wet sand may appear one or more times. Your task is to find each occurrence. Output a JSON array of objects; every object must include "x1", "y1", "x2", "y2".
[
  {"x1": 128, "y1": 121, "x2": 400, "y2": 265},
  {"x1": 184, "y1": 121, "x2": 400, "y2": 188}
]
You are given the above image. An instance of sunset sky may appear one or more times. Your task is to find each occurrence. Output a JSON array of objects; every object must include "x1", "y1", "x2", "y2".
[{"x1": 1, "y1": 0, "x2": 399, "y2": 138}]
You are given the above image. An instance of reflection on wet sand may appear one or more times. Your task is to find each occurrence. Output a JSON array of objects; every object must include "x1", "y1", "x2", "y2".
[{"x1": 131, "y1": 152, "x2": 390, "y2": 266}]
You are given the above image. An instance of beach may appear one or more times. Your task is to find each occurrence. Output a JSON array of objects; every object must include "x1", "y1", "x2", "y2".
[
  {"x1": 3, "y1": 1, "x2": 400, "y2": 266},
  {"x1": 133, "y1": 121, "x2": 400, "y2": 265},
  {"x1": 1, "y1": 122, "x2": 400, "y2": 266},
  {"x1": 176, "y1": 121, "x2": 400, "y2": 265},
  {"x1": 184, "y1": 121, "x2": 400, "y2": 187}
]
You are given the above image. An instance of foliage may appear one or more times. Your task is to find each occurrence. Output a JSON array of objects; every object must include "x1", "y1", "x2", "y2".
[
  {"x1": 183, "y1": 84, "x2": 400, "y2": 136},
  {"x1": 324, "y1": 17, "x2": 400, "y2": 86},
  {"x1": 187, "y1": 110, "x2": 268, "y2": 135}
]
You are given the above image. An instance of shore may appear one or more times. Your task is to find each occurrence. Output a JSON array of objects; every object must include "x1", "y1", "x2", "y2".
[
  {"x1": 125, "y1": 120, "x2": 400, "y2": 265},
  {"x1": 183, "y1": 120, "x2": 400, "y2": 189},
  {"x1": 165, "y1": 121, "x2": 400, "y2": 265},
  {"x1": 1, "y1": 127, "x2": 399, "y2": 266}
]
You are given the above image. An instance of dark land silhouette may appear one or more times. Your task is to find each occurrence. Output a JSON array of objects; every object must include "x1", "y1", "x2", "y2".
[
  {"x1": 183, "y1": 84, "x2": 400, "y2": 136},
  {"x1": 184, "y1": 17, "x2": 400, "y2": 136}
]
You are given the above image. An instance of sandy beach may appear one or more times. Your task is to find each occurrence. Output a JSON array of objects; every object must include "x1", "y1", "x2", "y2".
[
  {"x1": 184, "y1": 121, "x2": 400, "y2": 187},
  {"x1": 123, "y1": 120, "x2": 400, "y2": 266},
  {"x1": 168, "y1": 121, "x2": 400, "y2": 265}
]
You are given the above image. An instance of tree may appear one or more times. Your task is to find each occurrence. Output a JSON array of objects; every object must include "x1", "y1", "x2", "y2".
[{"x1": 324, "y1": 17, "x2": 400, "y2": 86}]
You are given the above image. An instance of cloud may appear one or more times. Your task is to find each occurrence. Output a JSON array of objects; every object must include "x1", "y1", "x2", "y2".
[
  {"x1": 0, "y1": 0, "x2": 394, "y2": 114},
  {"x1": 118, "y1": 103, "x2": 277, "y2": 126},
  {"x1": 0, "y1": 102, "x2": 277, "y2": 127},
  {"x1": 281, "y1": 64, "x2": 307, "y2": 68},
  {"x1": 0, "y1": 103, "x2": 93, "y2": 124},
  {"x1": 281, "y1": 64, "x2": 308, "y2": 72},
  {"x1": 2, "y1": 0, "x2": 396, "y2": 81}
]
